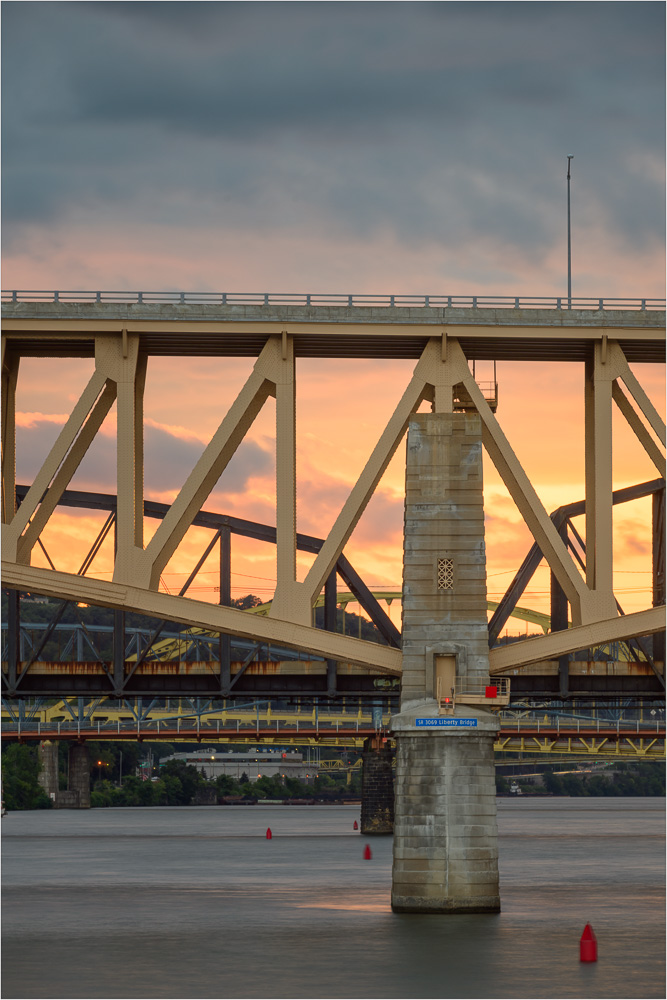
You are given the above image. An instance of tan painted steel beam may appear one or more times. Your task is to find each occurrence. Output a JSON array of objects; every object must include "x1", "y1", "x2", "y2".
[
  {"x1": 269, "y1": 336, "x2": 460, "y2": 617},
  {"x1": 4, "y1": 315, "x2": 662, "y2": 366},
  {"x1": 612, "y1": 382, "x2": 666, "y2": 475},
  {"x1": 584, "y1": 343, "x2": 615, "y2": 616},
  {"x1": 1, "y1": 349, "x2": 19, "y2": 524},
  {"x1": 15, "y1": 381, "x2": 117, "y2": 565},
  {"x1": 2, "y1": 316, "x2": 664, "y2": 339},
  {"x1": 269, "y1": 334, "x2": 302, "y2": 623},
  {"x1": 132, "y1": 338, "x2": 281, "y2": 589},
  {"x1": 489, "y1": 606, "x2": 665, "y2": 673},
  {"x1": 112, "y1": 333, "x2": 144, "y2": 581},
  {"x1": 0, "y1": 561, "x2": 403, "y2": 674},
  {"x1": 2, "y1": 368, "x2": 109, "y2": 561},
  {"x1": 300, "y1": 341, "x2": 440, "y2": 605},
  {"x1": 612, "y1": 344, "x2": 666, "y2": 446},
  {"x1": 451, "y1": 342, "x2": 592, "y2": 624},
  {"x1": 433, "y1": 331, "x2": 456, "y2": 412}
]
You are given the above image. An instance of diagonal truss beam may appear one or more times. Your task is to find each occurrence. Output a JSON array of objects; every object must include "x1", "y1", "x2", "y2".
[
  {"x1": 610, "y1": 343, "x2": 666, "y2": 447},
  {"x1": 16, "y1": 381, "x2": 118, "y2": 564},
  {"x1": 451, "y1": 341, "x2": 593, "y2": 624},
  {"x1": 487, "y1": 479, "x2": 665, "y2": 644},
  {"x1": 272, "y1": 348, "x2": 432, "y2": 623},
  {"x1": 1, "y1": 562, "x2": 403, "y2": 674},
  {"x1": 3, "y1": 332, "x2": 149, "y2": 569},
  {"x1": 133, "y1": 337, "x2": 280, "y2": 590},
  {"x1": 2, "y1": 368, "x2": 109, "y2": 560},
  {"x1": 13, "y1": 485, "x2": 402, "y2": 648},
  {"x1": 490, "y1": 606, "x2": 665, "y2": 673},
  {"x1": 612, "y1": 381, "x2": 665, "y2": 474}
]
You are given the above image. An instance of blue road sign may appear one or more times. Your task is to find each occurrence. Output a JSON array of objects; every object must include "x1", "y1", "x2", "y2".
[{"x1": 415, "y1": 718, "x2": 478, "y2": 728}]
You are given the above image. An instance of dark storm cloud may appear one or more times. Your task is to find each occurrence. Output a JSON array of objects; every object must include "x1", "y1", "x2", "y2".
[
  {"x1": 15, "y1": 419, "x2": 273, "y2": 496},
  {"x1": 2, "y1": 2, "x2": 664, "y2": 254}
]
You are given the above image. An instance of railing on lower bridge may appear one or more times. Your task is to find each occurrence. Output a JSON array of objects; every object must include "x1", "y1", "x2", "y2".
[
  {"x1": 495, "y1": 715, "x2": 665, "y2": 759},
  {"x1": 2, "y1": 705, "x2": 664, "y2": 758}
]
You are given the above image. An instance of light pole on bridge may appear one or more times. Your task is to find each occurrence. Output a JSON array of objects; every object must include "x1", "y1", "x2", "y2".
[{"x1": 567, "y1": 154, "x2": 574, "y2": 308}]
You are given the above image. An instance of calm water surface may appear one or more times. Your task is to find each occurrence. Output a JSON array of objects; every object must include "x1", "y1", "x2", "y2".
[{"x1": 2, "y1": 798, "x2": 664, "y2": 999}]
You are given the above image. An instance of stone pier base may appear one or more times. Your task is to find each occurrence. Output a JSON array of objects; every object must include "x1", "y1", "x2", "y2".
[
  {"x1": 37, "y1": 741, "x2": 59, "y2": 801},
  {"x1": 360, "y1": 738, "x2": 394, "y2": 834},
  {"x1": 68, "y1": 743, "x2": 91, "y2": 809},
  {"x1": 391, "y1": 727, "x2": 500, "y2": 913}
]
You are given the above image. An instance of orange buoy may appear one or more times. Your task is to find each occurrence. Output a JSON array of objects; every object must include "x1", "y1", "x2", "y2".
[
  {"x1": 580, "y1": 924, "x2": 597, "y2": 962},
  {"x1": 353, "y1": 820, "x2": 358, "y2": 830},
  {"x1": 363, "y1": 844, "x2": 372, "y2": 860},
  {"x1": 266, "y1": 827, "x2": 272, "y2": 840}
]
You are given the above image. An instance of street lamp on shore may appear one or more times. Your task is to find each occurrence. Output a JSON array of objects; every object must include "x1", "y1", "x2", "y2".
[{"x1": 567, "y1": 155, "x2": 574, "y2": 307}]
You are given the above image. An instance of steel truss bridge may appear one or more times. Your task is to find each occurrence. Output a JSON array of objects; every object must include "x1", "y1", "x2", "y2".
[{"x1": 2, "y1": 293, "x2": 665, "y2": 716}]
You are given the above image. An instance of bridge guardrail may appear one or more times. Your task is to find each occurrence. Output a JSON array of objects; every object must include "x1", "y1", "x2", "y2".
[
  {"x1": 2, "y1": 291, "x2": 665, "y2": 311},
  {"x1": 2, "y1": 716, "x2": 664, "y2": 739},
  {"x1": 498, "y1": 715, "x2": 664, "y2": 736},
  {"x1": 1, "y1": 717, "x2": 382, "y2": 739}
]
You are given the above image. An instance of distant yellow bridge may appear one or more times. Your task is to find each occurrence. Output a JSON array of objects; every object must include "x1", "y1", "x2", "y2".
[{"x1": 2, "y1": 700, "x2": 663, "y2": 759}]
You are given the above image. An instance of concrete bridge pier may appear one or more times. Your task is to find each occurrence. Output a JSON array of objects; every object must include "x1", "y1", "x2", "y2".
[
  {"x1": 391, "y1": 716, "x2": 499, "y2": 912},
  {"x1": 360, "y1": 736, "x2": 394, "y2": 834},
  {"x1": 391, "y1": 412, "x2": 500, "y2": 913},
  {"x1": 68, "y1": 743, "x2": 91, "y2": 809},
  {"x1": 37, "y1": 740, "x2": 59, "y2": 802}
]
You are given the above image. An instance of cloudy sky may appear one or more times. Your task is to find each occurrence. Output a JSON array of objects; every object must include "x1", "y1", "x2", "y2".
[
  {"x1": 4, "y1": 1, "x2": 665, "y2": 295},
  {"x1": 4, "y1": 2, "x2": 665, "y2": 626}
]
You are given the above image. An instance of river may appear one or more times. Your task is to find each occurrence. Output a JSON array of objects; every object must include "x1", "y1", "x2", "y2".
[{"x1": 2, "y1": 798, "x2": 664, "y2": 999}]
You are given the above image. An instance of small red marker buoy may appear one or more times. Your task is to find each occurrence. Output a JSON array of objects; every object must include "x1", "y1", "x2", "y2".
[
  {"x1": 363, "y1": 844, "x2": 372, "y2": 860},
  {"x1": 580, "y1": 923, "x2": 597, "y2": 962},
  {"x1": 266, "y1": 827, "x2": 272, "y2": 840},
  {"x1": 353, "y1": 820, "x2": 358, "y2": 830}
]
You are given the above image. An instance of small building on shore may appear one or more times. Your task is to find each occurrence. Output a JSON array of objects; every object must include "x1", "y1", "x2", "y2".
[{"x1": 160, "y1": 749, "x2": 314, "y2": 783}]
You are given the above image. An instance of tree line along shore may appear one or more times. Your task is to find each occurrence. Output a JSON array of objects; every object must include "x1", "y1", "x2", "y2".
[{"x1": 2, "y1": 741, "x2": 664, "y2": 811}]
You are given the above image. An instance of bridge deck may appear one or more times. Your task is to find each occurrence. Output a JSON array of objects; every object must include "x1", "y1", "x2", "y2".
[{"x1": 3, "y1": 298, "x2": 664, "y2": 361}]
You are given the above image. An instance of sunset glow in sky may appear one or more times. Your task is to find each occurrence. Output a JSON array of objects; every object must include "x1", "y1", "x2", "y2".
[{"x1": 3, "y1": 2, "x2": 665, "y2": 633}]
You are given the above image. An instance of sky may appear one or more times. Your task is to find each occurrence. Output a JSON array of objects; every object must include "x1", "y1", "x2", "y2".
[{"x1": 3, "y1": 1, "x2": 665, "y2": 630}]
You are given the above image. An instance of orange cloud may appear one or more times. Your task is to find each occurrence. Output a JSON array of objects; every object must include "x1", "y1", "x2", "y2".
[{"x1": 15, "y1": 412, "x2": 70, "y2": 428}]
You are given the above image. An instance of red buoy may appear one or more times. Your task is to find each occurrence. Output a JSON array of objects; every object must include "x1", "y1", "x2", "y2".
[
  {"x1": 353, "y1": 820, "x2": 359, "y2": 830},
  {"x1": 363, "y1": 844, "x2": 372, "y2": 860},
  {"x1": 580, "y1": 923, "x2": 597, "y2": 962},
  {"x1": 266, "y1": 827, "x2": 272, "y2": 840}
]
